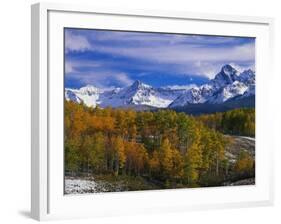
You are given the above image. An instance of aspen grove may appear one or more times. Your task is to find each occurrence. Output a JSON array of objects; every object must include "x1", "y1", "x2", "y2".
[{"x1": 65, "y1": 101, "x2": 255, "y2": 188}]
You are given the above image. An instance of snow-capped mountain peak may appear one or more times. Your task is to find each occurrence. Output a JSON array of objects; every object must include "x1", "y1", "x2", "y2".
[
  {"x1": 99, "y1": 80, "x2": 181, "y2": 108},
  {"x1": 78, "y1": 85, "x2": 101, "y2": 95},
  {"x1": 222, "y1": 64, "x2": 238, "y2": 76},
  {"x1": 65, "y1": 64, "x2": 255, "y2": 110},
  {"x1": 65, "y1": 85, "x2": 101, "y2": 107},
  {"x1": 213, "y1": 64, "x2": 238, "y2": 86},
  {"x1": 132, "y1": 80, "x2": 151, "y2": 88},
  {"x1": 237, "y1": 69, "x2": 255, "y2": 84},
  {"x1": 169, "y1": 64, "x2": 255, "y2": 108},
  {"x1": 65, "y1": 80, "x2": 184, "y2": 108}
]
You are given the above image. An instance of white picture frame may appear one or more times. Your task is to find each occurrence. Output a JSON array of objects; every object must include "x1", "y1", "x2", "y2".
[{"x1": 31, "y1": 2, "x2": 274, "y2": 221}]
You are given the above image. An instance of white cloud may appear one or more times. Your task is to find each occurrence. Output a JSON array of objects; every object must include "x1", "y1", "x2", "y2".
[
  {"x1": 165, "y1": 84, "x2": 198, "y2": 90},
  {"x1": 65, "y1": 61, "x2": 74, "y2": 74},
  {"x1": 92, "y1": 31, "x2": 243, "y2": 46},
  {"x1": 65, "y1": 30, "x2": 91, "y2": 53},
  {"x1": 64, "y1": 59, "x2": 103, "y2": 76},
  {"x1": 65, "y1": 29, "x2": 255, "y2": 66},
  {"x1": 67, "y1": 69, "x2": 133, "y2": 88},
  {"x1": 192, "y1": 61, "x2": 222, "y2": 78},
  {"x1": 115, "y1": 73, "x2": 134, "y2": 86},
  {"x1": 88, "y1": 42, "x2": 254, "y2": 79},
  {"x1": 94, "y1": 43, "x2": 254, "y2": 64},
  {"x1": 229, "y1": 62, "x2": 255, "y2": 73},
  {"x1": 65, "y1": 29, "x2": 255, "y2": 82}
]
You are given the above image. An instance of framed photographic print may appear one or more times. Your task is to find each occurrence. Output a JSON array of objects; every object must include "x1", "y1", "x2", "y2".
[{"x1": 31, "y1": 2, "x2": 274, "y2": 221}]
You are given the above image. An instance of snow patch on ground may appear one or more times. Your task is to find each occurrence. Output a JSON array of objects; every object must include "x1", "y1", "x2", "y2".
[
  {"x1": 65, "y1": 177, "x2": 108, "y2": 194},
  {"x1": 239, "y1": 136, "x2": 255, "y2": 141}
]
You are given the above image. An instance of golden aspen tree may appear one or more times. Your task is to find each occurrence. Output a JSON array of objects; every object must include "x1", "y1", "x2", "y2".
[
  {"x1": 183, "y1": 125, "x2": 203, "y2": 185},
  {"x1": 89, "y1": 132, "x2": 105, "y2": 172},
  {"x1": 113, "y1": 136, "x2": 126, "y2": 176},
  {"x1": 234, "y1": 150, "x2": 254, "y2": 173},
  {"x1": 159, "y1": 138, "x2": 174, "y2": 178}
]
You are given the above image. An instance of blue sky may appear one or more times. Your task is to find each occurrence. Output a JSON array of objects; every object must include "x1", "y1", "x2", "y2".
[{"x1": 64, "y1": 28, "x2": 255, "y2": 90}]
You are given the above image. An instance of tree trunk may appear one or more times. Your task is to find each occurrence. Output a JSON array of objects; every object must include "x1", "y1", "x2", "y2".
[
  {"x1": 216, "y1": 157, "x2": 219, "y2": 176},
  {"x1": 115, "y1": 159, "x2": 119, "y2": 176},
  {"x1": 87, "y1": 159, "x2": 90, "y2": 176}
]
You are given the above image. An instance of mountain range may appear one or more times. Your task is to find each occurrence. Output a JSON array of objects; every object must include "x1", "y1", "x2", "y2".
[{"x1": 65, "y1": 64, "x2": 255, "y2": 112}]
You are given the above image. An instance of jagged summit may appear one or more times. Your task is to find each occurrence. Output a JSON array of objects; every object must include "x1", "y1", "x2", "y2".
[
  {"x1": 213, "y1": 64, "x2": 238, "y2": 85},
  {"x1": 65, "y1": 64, "x2": 255, "y2": 110},
  {"x1": 78, "y1": 85, "x2": 100, "y2": 95},
  {"x1": 222, "y1": 64, "x2": 238, "y2": 75},
  {"x1": 130, "y1": 80, "x2": 152, "y2": 90},
  {"x1": 169, "y1": 64, "x2": 255, "y2": 107}
]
